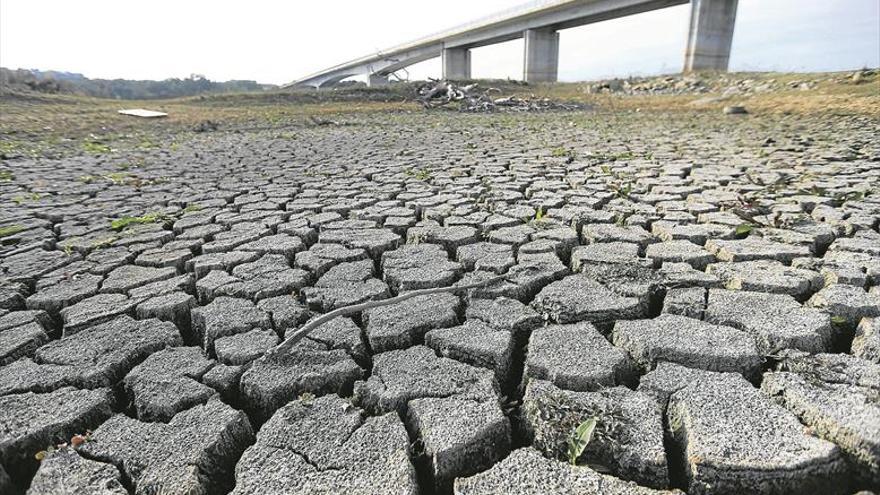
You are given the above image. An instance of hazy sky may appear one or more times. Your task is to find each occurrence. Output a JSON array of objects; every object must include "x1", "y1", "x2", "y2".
[{"x1": 1, "y1": 0, "x2": 878, "y2": 85}]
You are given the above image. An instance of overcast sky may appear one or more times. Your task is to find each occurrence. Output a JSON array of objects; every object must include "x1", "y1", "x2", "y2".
[{"x1": 1, "y1": 0, "x2": 878, "y2": 85}]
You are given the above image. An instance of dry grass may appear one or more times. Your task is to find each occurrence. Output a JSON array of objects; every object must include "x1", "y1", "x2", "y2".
[
  {"x1": 520, "y1": 70, "x2": 880, "y2": 115},
  {"x1": 0, "y1": 92, "x2": 409, "y2": 157},
  {"x1": 1, "y1": 70, "x2": 876, "y2": 159}
]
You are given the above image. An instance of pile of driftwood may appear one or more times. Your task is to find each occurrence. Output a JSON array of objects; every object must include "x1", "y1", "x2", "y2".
[{"x1": 415, "y1": 80, "x2": 583, "y2": 112}]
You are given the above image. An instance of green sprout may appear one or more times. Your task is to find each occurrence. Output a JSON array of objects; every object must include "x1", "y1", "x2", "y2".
[
  {"x1": 735, "y1": 223, "x2": 754, "y2": 237},
  {"x1": 831, "y1": 316, "x2": 848, "y2": 326},
  {"x1": 551, "y1": 147, "x2": 578, "y2": 162},
  {"x1": 110, "y1": 212, "x2": 170, "y2": 231},
  {"x1": 298, "y1": 392, "x2": 316, "y2": 406},
  {"x1": 90, "y1": 237, "x2": 118, "y2": 250},
  {"x1": 567, "y1": 417, "x2": 598, "y2": 465},
  {"x1": 12, "y1": 192, "x2": 42, "y2": 205},
  {"x1": 0, "y1": 225, "x2": 25, "y2": 238},
  {"x1": 82, "y1": 139, "x2": 111, "y2": 154},
  {"x1": 404, "y1": 168, "x2": 432, "y2": 181},
  {"x1": 103, "y1": 172, "x2": 131, "y2": 184}
]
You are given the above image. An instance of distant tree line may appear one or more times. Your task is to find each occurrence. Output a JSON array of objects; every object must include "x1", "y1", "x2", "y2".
[{"x1": 0, "y1": 68, "x2": 275, "y2": 99}]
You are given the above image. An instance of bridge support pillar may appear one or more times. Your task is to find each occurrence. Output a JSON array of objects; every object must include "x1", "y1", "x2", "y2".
[
  {"x1": 367, "y1": 74, "x2": 389, "y2": 87},
  {"x1": 442, "y1": 47, "x2": 471, "y2": 80},
  {"x1": 523, "y1": 28, "x2": 559, "y2": 83},
  {"x1": 683, "y1": 0, "x2": 738, "y2": 72}
]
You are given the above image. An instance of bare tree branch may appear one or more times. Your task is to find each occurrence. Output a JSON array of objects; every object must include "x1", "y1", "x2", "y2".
[{"x1": 268, "y1": 273, "x2": 507, "y2": 357}]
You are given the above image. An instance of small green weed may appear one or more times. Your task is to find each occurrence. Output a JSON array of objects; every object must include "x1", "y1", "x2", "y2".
[
  {"x1": 735, "y1": 223, "x2": 754, "y2": 237},
  {"x1": 534, "y1": 207, "x2": 545, "y2": 221},
  {"x1": 0, "y1": 170, "x2": 13, "y2": 181},
  {"x1": 405, "y1": 168, "x2": 432, "y2": 181},
  {"x1": 610, "y1": 182, "x2": 633, "y2": 199},
  {"x1": 137, "y1": 138, "x2": 158, "y2": 149},
  {"x1": 110, "y1": 212, "x2": 170, "y2": 231},
  {"x1": 550, "y1": 147, "x2": 576, "y2": 158},
  {"x1": 0, "y1": 225, "x2": 25, "y2": 238},
  {"x1": 298, "y1": 392, "x2": 315, "y2": 406},
  {"x1": 567, "y1": 417, "x2": 598, "y2": 465},
  {"x1": 82, "y1": 139, "x2": 111, "y2": 154},
  {"x1": 13, "y1": 192, "x2": 42, "y2": 205},
  {"x1": 831, "y1": 316, "x2": 848, "y2": 326},
  {"x1": 90, "y1": 237, "x2": 118, "y2": 250},
  {"x1": 103, "y1": 172, "x2": 131, "y2": 184}
]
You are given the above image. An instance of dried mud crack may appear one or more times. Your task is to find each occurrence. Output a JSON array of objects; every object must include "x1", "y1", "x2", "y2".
[{"x1": 1, "y1": 94, "x2": 879, "y2": 495}]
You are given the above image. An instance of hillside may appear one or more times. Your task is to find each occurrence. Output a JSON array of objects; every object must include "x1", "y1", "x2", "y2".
[{"x1": 0, "y1": 67, "x2": 276, "y2": 100}]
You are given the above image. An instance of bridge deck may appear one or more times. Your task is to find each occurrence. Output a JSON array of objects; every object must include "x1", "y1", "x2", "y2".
[{"x1": 290, "y1": 0, "x2": 688, "y2": 87}]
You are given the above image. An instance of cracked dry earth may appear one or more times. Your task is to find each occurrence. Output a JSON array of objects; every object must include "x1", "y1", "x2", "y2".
[{"x1": 1, "y1": 110, "x2": 879, "y2": 495}]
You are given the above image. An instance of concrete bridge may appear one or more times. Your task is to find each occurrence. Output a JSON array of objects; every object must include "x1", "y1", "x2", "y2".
[{"x1": 290, "y1": 0, "x2": 738, "y2": 88}]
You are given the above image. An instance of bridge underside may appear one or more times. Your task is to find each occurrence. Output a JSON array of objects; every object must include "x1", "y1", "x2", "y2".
[
  {"x1": 296, "y1": 44, "x2": 443, "y2": 88},
  {"x1": 291, "y1": 0, "x2": 738, "y2": 88}
]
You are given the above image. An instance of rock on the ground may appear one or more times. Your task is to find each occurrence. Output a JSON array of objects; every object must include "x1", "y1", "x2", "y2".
[
  {"x1": 706, "y1": 237, "x2": 810, "y2": 263},
  {"x1": 667, "y1": 368, "x2": 847, "y2": 494},
  {"x1": 762, "y1": 371, "x2": 879, "y2": 484},
  {"x1": 207, "y1": 254, "x2": 311, "y2": 301},
  {"x1": 257, "y1": 295, "x2": 311, "y2": 334},
  {"x1": 526, "y1": 322, "x2": 635, "y2": 392},
  {"x1": 26, "y1": 448, "x2": 127, "y2": 495},
  {"x1": 612, "y1": 314, "x2": 763, "y2": 377},
  {"x1": 381, "y1": 243, "x2": 463, "y2": 292},
  {"x1": 407, "y1": 396, "x2": 511, "y2": 487},
  {"x1": 661, "y1": 287, "x2": 706, "y2": 319},
  {"x1": 522, "y1": 379, "x2": 668, "y2": 488},
  {"x1": 707, "y1": 260, "x2": 824, "y2": 299},
  {"x1": 190, "y1": 296, "x2": 271, "y2": 354},
  {"x1": 705, "y1": 288, "x2": 832, "y2": 354},
  {"x1": 0, "y1": 316, "x2": 181, "y2": 395},
  {"x1": 853, "y1": 317, "x2": 880, "y2": 363},
  {"x1": 100, "y1": 264, "x2": 177, "y2": 294},
  {"x1": 214, "y1": 328, "x2": 279, "y2": 365},
  {"x1": 453, "y1": 447, "x2": 679, "y2": 495},
  {"x1": 426, "y1": 320, "x2": 516, "y2": 386},
  {"x1": 123, "y1": 346, "x2": 216, "y2": 422},
  {"x1": 59, "y1": 293, "x2": 137, "y2": 335},
  {"x1": 457, "y1": 242, "x2": 515, "y2": 273},
  {"x1": 232, "y1": 395, "x2": 417, "y2": 495},
  {"x1": 645, "y1": 240, "x2": 714, "y2": 270},
  {"x1": 239, "y1": 339, "x2": 363, "y2": 422},
  {"x1": 0, "y1": 310, "x2": 51, "y2": 366},
  {"x1": 465, "y1": 297, "x2": 543, "y2": 336},
  {"x1": 78, "y1": 398, "x2": 254, "y2": 495},
  {"x1": 774, "y1": 351, "x2": 879, "y2": 393},
  {"x1": 294, "y1": 243, "x2": 368, "y2": 278},
  {"x1": 25, "y1": 273, "x2": 103, "y2": 316},
  {"x1": 364, "y1": 293, "x2": 460, "y2": 353},
  {"x1": 302, "y1": 259, "x2": 390, "y2": 311},
  {"x1": 354, "y1": 345, "x2": 497, "y2": 415},
  {"x1": 532, "y1": 274, "x2": 643, "y2": 324},
  {"x1": 0, "y1": 387, "x2": 113, "y2": 478},
  {"x1": 807, "y1": 284, "x2": 880, "y2": 326}
]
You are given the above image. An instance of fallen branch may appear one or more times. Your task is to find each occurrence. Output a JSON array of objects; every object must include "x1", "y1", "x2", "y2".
[
  {"x1": 415, "y1": 80, "x2": 587, "y2": 113},
  {"x1": 309, "y1": 116, "x2": 339, "y2": 126},
  {"x1": 267, "y1": 273, "x2": 507, "y2": 357}
]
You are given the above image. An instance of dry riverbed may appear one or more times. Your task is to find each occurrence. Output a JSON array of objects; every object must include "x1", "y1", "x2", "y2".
[{"x1": 0, "y1": 70, "x2": 879, "y2": 494}]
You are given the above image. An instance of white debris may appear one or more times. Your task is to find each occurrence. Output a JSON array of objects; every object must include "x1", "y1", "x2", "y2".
[{"x1": 118, "y1": 109, "x2": 168, "y2": 118}]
